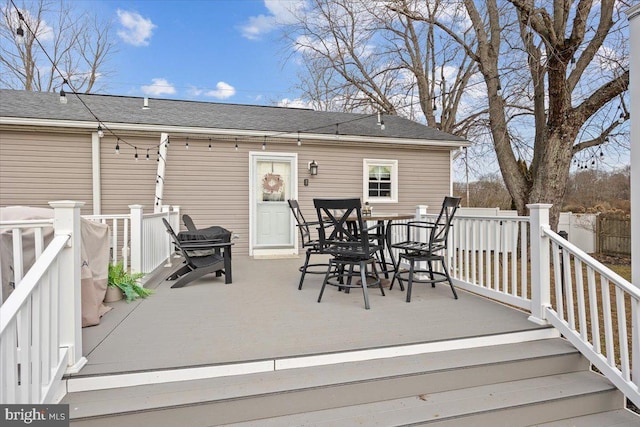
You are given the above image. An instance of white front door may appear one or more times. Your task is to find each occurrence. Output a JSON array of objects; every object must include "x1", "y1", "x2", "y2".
[{"x1": 250, "y1": 152, "x2": 297, "y2": 256}]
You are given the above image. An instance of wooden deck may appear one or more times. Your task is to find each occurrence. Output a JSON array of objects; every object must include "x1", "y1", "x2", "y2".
[{"x1": 73, "y1": 255, "x2": 554, "y2": 382}]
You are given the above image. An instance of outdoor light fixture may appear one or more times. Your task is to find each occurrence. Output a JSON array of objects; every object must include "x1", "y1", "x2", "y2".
[{"x1": 308, "y1": 160, "x2": 318, "y2": 176}]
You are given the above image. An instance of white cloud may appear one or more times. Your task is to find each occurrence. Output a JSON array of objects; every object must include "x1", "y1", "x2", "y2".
[
  {"x1": 277, "y1": 98, "x2": 313, "y2": 109},
  {"x1": 205, "y1": 82, "x2": 236, "y2": 99},
  {"x1": 240, "y1": 0, "x2": 305, "y2": 40},
  {"x1": 117, "y1": 10, "x2": 156, "y2": 46},
  {"x1": 141, "y1": 78, "x2": 176, "y2": 95}
]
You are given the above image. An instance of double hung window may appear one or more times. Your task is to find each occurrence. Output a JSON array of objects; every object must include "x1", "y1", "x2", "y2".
[{"x1": 363, "y1": 159, "x2": 398, "y2": 203}]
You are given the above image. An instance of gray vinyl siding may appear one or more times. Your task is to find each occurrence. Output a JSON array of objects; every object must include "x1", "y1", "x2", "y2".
[
  {"x1": 163, "y1": 137, "x2": 251, "y2": 252},
  {"x1": 100, "y1": 135, "x2": 161, "y2": 214},
  {"x1": 0, "y1": 130, "x2": 93, "y2": 212}
]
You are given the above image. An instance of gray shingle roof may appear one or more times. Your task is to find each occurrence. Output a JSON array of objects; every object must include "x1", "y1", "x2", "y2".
[{"x1": 0, "y1": 89, "x2": 467, "y2": 143}]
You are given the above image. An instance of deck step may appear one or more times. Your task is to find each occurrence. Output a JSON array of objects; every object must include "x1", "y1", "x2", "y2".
[
  {"x1": 535, "y1": 409, "x2": 640, "y2": 427},
  {"x1": 64, "y1": 338, "x2": 633, "y2": 426},
  {"x1": 225, "y1": 371, "x2": 622, "y2": 426}
]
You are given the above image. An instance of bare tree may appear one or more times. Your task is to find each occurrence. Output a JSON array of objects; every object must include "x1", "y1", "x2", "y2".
[
  {"x1": 0, "y1": 0, "x2": 116, "y2": 93},
  {"x1": 390, "y1": 0, "x2": 630, "y2": 228},
  {"x1": 284, "y1": 0, "x2": 629, "y2": 229},
  {"x1": 282, "y1": 0, "x2": 481, "y2": 136}
]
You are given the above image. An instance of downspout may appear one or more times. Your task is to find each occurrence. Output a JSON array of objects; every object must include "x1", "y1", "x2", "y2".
[{"x1": 91, "y1": 132, "x2": 101, "y2": 214}]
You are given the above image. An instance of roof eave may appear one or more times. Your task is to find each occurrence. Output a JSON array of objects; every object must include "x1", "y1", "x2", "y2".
[{"x1": 0, "y1": 116, "x2": 471, "y2": 148}]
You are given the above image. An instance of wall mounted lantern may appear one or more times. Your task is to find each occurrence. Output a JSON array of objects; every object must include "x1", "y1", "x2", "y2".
[{"x1": 308, "y1": 160, "x2": 318, "y2": 176}]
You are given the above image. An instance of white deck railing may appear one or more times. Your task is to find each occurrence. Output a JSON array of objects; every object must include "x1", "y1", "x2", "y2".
[
  {"x1": 83, "y1": 205, "x2": 180, "y2": 274},
  {"x1": 0, "y1": 201, "x2": 85, "y2": 404},
  {"x1": 82, "y1": 214, "x2": 130, "y2": 267},
  {"x1": 439, "y1": 204, "x2": 639, "y2": 408},
  {"x1": 449, "y1": 214, "x2": 531, "y2": 311},
  {"x1": 0, "y1": 219, "x2": 54, "y2": 303},
  {"x1": 543, "y1": 225, "x2": 640, "y2": 408},
  {"x1": 0, "y1": 202, "x2": 178, "y2": 404}
]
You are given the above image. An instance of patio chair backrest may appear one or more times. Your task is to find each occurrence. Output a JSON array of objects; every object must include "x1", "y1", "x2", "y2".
[
  {"x1": 313, "y1": 198, "x2": 373, "y2": 258},
  {"x1": 288, "y1": 199, "x2": 314, "y2": 246},
  {"x1": 428, "y1": 196, "x2": 461, "y2": 251},
  {"x1": 183, "y1": 214, "x2": 197, "y2": 232}
]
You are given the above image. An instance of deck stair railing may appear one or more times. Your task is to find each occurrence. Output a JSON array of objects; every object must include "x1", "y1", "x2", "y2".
[
  {"x1": 440, "y1": 203, "x2": 639, "y2": 408},
  {"x1": 542, "y1": 217, "x2": 639, "y2": 409},
  {"x1": 0, "y1": 202, "x2": 85, "y2": 404}
]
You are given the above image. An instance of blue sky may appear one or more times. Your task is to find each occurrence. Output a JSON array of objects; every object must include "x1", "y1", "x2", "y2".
[{"x1": 86, "y1": 0, "x2": 304, "y2": 106}]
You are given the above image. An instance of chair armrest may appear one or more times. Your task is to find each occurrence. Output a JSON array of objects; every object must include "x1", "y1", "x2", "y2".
[{"x1": 179, "y1": 239, "x2": 234, "y2": 250}]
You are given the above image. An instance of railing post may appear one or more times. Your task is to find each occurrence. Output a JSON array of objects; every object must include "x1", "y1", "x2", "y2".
[
  {"x1": 129, "y1": 204, "x2": 144, "y2": 274},
  {"x1": 527, "y1": 204, "x2": 552, "y2": 325},
  {"x1": 170, "y1": 205, "x2": 181, "y2": 232},
  {"x1": 49, "y1": 200, "x2": 87, "y2": 373}
]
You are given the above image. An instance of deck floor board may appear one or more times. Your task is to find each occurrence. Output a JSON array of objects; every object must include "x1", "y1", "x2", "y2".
[{"x1": 76, "y1": 255, "x2": 548, "y2": 377}]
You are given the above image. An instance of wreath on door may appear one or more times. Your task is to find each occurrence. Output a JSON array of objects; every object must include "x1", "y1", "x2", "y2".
[{"x1": 262, "y1": 173, "x2": 284, "y2": 194}]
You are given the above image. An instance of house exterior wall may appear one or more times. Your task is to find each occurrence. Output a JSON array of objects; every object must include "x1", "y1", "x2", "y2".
[
  {"x1": 160, "y1": 137, "x2": 452, "y2": 255},
  {"x1": 0, "y1": 129, "x2": 93, "y2": 212},
  {"x1": 0, "y1": 129, "x2": 453, "y2": 255}
]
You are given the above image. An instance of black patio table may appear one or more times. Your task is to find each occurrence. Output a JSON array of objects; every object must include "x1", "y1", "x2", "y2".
[{"x1": 345, "y1": 212, "x2": 415, "y2": 280}]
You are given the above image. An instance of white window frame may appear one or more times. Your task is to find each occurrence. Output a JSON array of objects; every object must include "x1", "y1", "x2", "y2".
[{"x1": 363, "y1": 159, "x2": 398, "y2": 203}]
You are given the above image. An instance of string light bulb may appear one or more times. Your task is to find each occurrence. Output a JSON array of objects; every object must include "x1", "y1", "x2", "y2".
[
  {"x1": 297, "y1": 132, "x2": 301, "y2": 146},
  {"x1": 618, "y1": 113, "x2": 625, "y2": 124},
  {"x1": 115, "y1": 139, "x2": 120, "y2": 154},
  {"x1": 185, "y1": 137, "x2": 189, "y2": 150},
  {"x1": 15, "y1": 16, "x2": 24, "y2": 45},
  {"x1": 146, "y1": 148, "x2": 150, "y2": 160},
  {"x1": 134, "y1": 147, "x2": 138, "y2": 161},
  {"x1": 262, "y1": 136, "x2": 266, "y2": 151},
  {"x1": 235, "y1": 138, "x2": 238, "y2": 151},
  {"x1": 59, "y1": 88, "x2": 67, "y2": 104},
  {"x1": 97, "y1": 125, "x2": 104, "y2": 138},
  {"x1": 380, "y1": 118, "x2": 385, "y2": 131},
  {"x1": 208, "y1": 138, "x2": 212, "y2": 151}
]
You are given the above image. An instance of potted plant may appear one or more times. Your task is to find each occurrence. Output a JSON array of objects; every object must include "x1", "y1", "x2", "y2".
[{"x1": 106, "y1": 262, "x2": 153, "y2": 303}]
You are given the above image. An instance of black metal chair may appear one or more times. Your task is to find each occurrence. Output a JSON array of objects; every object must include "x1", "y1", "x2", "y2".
[
  {"x1": 162, "y1": 218, "x2": 233, "y2": 288},
  {"x1": 389, "y1": 196, "x2": 461, "y2": 302},
  {"x1": 182, "y1": 214, "x2": 198, "y2": 232},
  {"x1": 288, "y1": 199, "x2": 327, "y2": 290},
  {"x1": 314, "y1": 198, "x2": 385, "y2": 309}
]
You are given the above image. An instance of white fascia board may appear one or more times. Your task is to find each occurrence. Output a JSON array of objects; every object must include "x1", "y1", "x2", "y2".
[{"x1": 0, "y1": 116, "x2": 471, "y2": 149}]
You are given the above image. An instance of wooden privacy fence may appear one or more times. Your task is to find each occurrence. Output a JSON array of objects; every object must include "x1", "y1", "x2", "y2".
[{"x1": 596, "y1": 216, "x2": 631, "y2": 256}]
